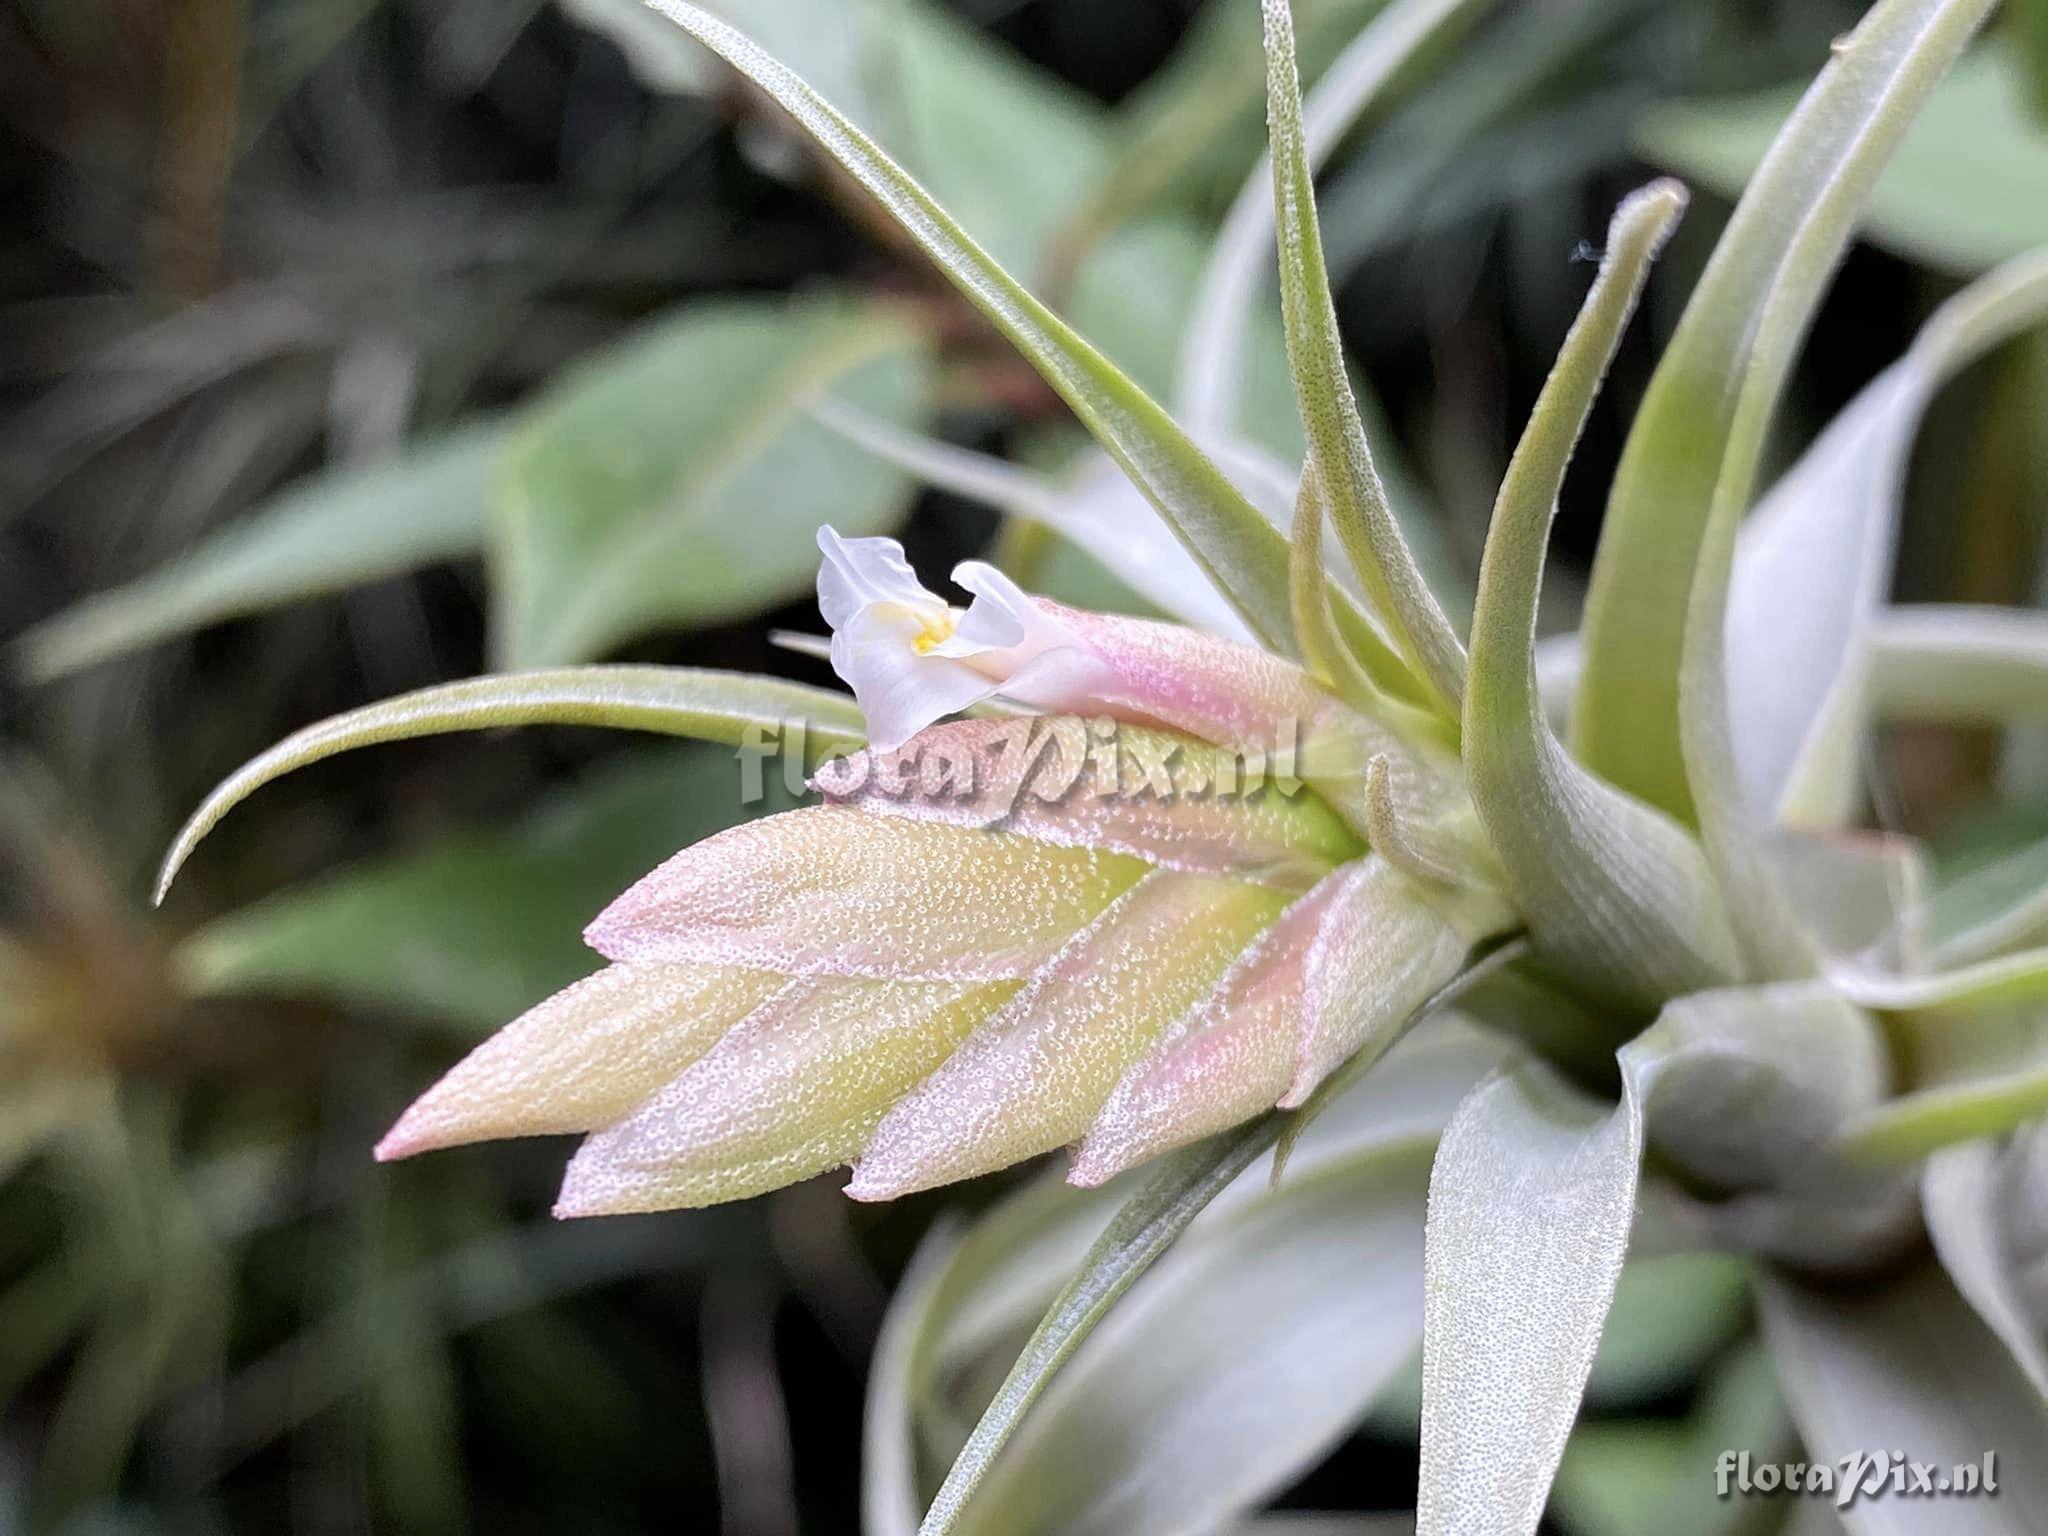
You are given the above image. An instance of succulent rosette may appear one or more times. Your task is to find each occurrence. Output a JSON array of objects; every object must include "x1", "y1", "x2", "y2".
[{"x1": 157, "y1": 0, "x2": 2048, "y2": 1531}]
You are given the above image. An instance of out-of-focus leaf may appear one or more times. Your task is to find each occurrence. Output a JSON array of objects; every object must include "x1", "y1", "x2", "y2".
[
  {"x1": 1552, "y1": 1346, "x2": 1789, "y2": 1536},
  {"x1": 962, "y1": 1143, "x2": 1431, "y2": 1536},
  {"x1": 1583, "y1": 1251, "x2": 1751, "y2": 1410},
  {"x1": 492, "y1": 296, "x2": 929, "y2": 666},
  {"x1": 1636, "y1": 44, "x2": 2048, "y2": 276},
  {"x1": 1838, "y1": 997, "x2": 2048, "y2": 1162},
  {"x1": 1869, "y1": 604, "x2": 2048, "y2": 725},
  {"x1": 1178, "y1": 0, "x2": 1486, "y2": 458},
  {"x1": 1463, "y1": 181, "x2": 1741, "y2": 1011},
  {"x1": 954, "y1": 1025, "x2": 1510, "y2": 1536},
  {"x1": 1919, "y1": 831, "x2": 2048, "y2": 968},
  {"x1": 1418, "y1": 1059, "x2": 1643, "y2": 1536},
  {"x1": 17, "y1": 423, "x2": 504, "y2": 682},
  {"x1": 1059, "y1": 0, "x2": 1402, "y2": 246},
  {"x1": 1262, "y1": 0, "x2": 1469, "y2": 713},
  {"x1": 175, "y1": 746, "x2": 784, "y2": 1029},
  {"x1": 1758, "y1": 1262, "x2": 2048, "y2": 1534},
  {"x1": 916, "y1": 1116, "x2": 1286, "y2": 1536},
  {"x1": 1829, "y1": 946, "x2": 2048, "y2": 1013},
  {"x1": 1768, "y1": 829, "x2": 1926, "y2": 964},
  {"x1": 1577, "y1": 0, "x2": 1999, "y2": 826},
  {"x1": 1924, "y1": 1138, "x2": 2048, "y2": 1396},
  {"x1": 1632, "y1": 983, "x2": 1891, "y2": 1196},
  {"x1": 1726, "y1": 252, "x2": 2048, "y2": 829},
  {"x1": 875, "y1": 1020, "x2": 1506, "y2": 1536},
  {"x1": 642, "y1": 1, "x2": 1303, "y2": 654},
  {"x1": 567, "y1": 0, "x2": 1110, "y2": 274},
  {"x1": 156, "y1": 667, "x2": 864, "y2": 902}
]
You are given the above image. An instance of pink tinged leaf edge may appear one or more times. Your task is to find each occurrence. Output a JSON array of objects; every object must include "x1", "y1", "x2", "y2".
[
  {"x1": 843, "y1": 870, "x2": 1289, "y2": 1202},
  {"x1": 373, "y1": 961, "x2": 788, "y2": 1162}
]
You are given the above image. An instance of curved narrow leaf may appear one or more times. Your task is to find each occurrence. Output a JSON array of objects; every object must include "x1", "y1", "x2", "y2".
[
  {"x1": 173, "y1": 747, "x2": 793, "y2": 1029},
  {"x1": 1262, "y1": 0, "x2": 1469, "y2": 714},
  {"x1": 1924, "y1": 1138, "x2": 2048, "y2": 1397},
  {"x1": 1829, "y1": 946, "x2": 2048, "y2": 1012},
  {"x1": 1759, "y1": 1262, "x2": 2048, "y2": 1535},
  {"x1": 18, "y1": 423, "x2": 503, "y2": 682},
  {"x1": 960, "y1": 1142, "x2": 1432, "y2": 1536},
  {"x1": 1870, "y1": 604, "x2": 2048, "y2": 725},
  {"x1": 492, "y1": 296, "x2": 929, "y2": 666},
  {"x1": 156, "y1": 668, "x2": 866, "y2": 902},
  {"x1": 642, "y1": 0, "x2": 1300, "y2": 652},
  {"x1": 1180, "y1": 0, "x2": 1488, "y2": 445},
  {"x1": 915, "y1": 1118, "x2": 1285, "y2": 1536},
  {"x1": 1727, "y1": 252, "x2": 2048, "y2": 828},
  {"x1": 1840, "y1": 1001, "x2": 2048, "y2": 1162},
  {"x1": 1463, "y1": 182, "x2": 1742, "y2": 1010},
  {"x1": 1635, "y1": 43, "x2": 2048, "y2": 275},
  {"x1": 1418, "y1": 1059, "x2": 1643, "y2": 1536},
  {"x1": 882, "y1": 1021, "x2": 1507, "y2": 1536},
  {"x1": 1577, "y1": 0, "x2": 2000, "y2": 824},
  {"x1": 920, "y1": 965, "x2": 1506, "y2": 1535}
]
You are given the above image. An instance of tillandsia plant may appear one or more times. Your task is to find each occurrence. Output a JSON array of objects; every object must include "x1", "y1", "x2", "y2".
[{"x1": 150, "y1": 0, "x2": 2048, "y2": 1530}]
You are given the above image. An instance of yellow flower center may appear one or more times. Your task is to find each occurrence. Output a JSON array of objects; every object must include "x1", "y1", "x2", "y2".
[{"x1": 911, "y1": 607, "x2": 959, "y2": 655}]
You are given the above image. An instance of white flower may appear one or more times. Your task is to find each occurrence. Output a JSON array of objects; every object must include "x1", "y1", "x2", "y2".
[{"x1": 815, "y1": 528, "x2": 1114, "y2": 750}]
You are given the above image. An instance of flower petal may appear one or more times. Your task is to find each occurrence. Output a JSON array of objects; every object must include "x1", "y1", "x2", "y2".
[
  {"x1": 584, "y1": 806, "x2": 1149, "y2": 982},
  {"x1": 373, "y1": 961, "x2": 785, "y2": 1160},
  {"x1": 811, "y1": 716, "x2": 1361, "y2": 888},
  {"x1": 553, "y1": 976, "x2": 1014, "y2": 1213},
  {"x1": 845, "y1": 870, "x2": 1288, "y2": 1200},
  {"x1": 816, "y1": 527, "x2": 938, "y2": 630},
  {"x1": 829, "y1": 601, "x2": 997, "y2": 753}
]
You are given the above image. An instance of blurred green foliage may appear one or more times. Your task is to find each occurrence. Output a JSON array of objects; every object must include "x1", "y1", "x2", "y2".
[{"x1": 3, "y1": 0, "x2": 2045, "y2": 1530}]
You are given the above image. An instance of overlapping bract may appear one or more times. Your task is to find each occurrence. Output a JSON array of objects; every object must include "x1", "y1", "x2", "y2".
[{"x1": 377, "y1": 554, "x2": 1510, "y2": 1213}]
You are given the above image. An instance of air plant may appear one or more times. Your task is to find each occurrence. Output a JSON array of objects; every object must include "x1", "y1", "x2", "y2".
[{"x1": 154, "y1": 0, "x2": 2048, "y2": 1531}]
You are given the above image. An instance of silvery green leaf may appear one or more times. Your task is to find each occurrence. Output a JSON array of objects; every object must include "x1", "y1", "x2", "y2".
[
  {"x1": 1758, "y1": 1262, "x2": 2048, "y2": 1534},
  {"x1": 1726, "y1": 251, "x2": 2048, "y2": 829},
  {"x1": 1767, "y1": 830, "x2": 1927, "y2": 965},
  {"x1": 17, "y1": 422, "x2": 503, "y2": 682},
  {"x1": 155, "y1": 667, "x2": 864, "y2": 902},
  {"x1": 492, "y1": 296, "x2": 929, "y2": 667},
  {"x1": 1262, "y1": 0, "x2": 1469, "y2": 712},
  {"x1": 867, "y1": 1220, "x2": 966, "y2": 1536},
  {"x1": 1418, "y1": 1058, "x2": 1643, "y2": 1536},
  {"x1": 915, "y1": 1016, "x2": 1505, "y2": 1536},
  {"x1": 1870, "y1": 604, "x2": 2048, "y2": 726},
  {"x1": 1828, "y1": 946, "x2": 2048, "y2": 1013},
  {"x1": 1631, "y1": 983, "x2": 1891, "y2": 1192},
  {"x1": 1577, "y1": 0, "x2": 2000, "y2": 826},
  {"x1": 643, "y1": 0, "x2": 1303, "y2": 653},
  {"x1": 1181, "y1": 0, "x2": 1489, "y2": 449},
  {"x1": 1635, "y1": 42, "x2": 2048, "y2": 275},
  {"x1": 1463, "y1": 182, "x2": 1742, "y2": 1011},
  {"x1": 958, "y1": 1141, "x2": 1431, "y2": 1536},
  {"x1": 1924, "y1": 1139, "x2": 2048, "y2": 1397},
  {"x1": 915, "y1": 1122, "x2": 1286, "y2": 1536}
]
